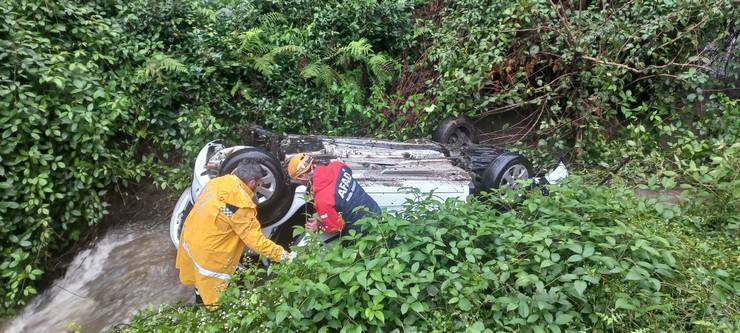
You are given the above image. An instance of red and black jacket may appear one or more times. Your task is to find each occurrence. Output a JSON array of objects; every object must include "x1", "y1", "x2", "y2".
[{"x1": 311, "y1": 161, "x2": 381, "y2": 233}]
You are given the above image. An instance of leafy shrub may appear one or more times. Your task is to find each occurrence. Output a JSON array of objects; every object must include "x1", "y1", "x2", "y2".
[
  {"x1": 658, "y1": 96, "x2": 738, "y2": 233},
  {"x1": 678, "y1": 141, "x2": 739, "y2": 233},
  {"x1": 116, "y1": 180, "x2": 736, "y2": 332},
  {"x1": 598, "y1": 94, "x2": 739, "y2": 232},
  {"x1": 0, "y1": 0, "x2": 136, "y2": 313},
  {"x1": 383, "y1": 0, "x2": 736, "y2": 144},
  {"x1": 116, "y1": 0, "x2": 420, "y2": 137}
]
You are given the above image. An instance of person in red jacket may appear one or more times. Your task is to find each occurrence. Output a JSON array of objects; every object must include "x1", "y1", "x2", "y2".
[{"x1": 287, "y1": 153, "x2": 381, "y2": 235}]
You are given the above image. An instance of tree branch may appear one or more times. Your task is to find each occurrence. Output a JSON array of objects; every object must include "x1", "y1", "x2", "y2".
[{"x1": 582, "y1": 55, "x2": 711, "y2": 73}]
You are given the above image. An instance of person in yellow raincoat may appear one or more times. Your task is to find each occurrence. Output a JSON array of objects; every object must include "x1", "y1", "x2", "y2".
[{"x1": 176, "y1": 160, "x2": 292, "y2": 307}]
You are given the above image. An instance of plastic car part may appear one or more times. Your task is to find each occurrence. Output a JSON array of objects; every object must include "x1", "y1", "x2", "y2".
[
  {"x1": 481, "y1": 153, "x2": 532, "y2": 190},
  {"x1": 170, "y1": 189, "x2": 193, "y2": 247},
  {"x1": 239, "y1": 124, "x2": 284, "y2": 160},
  {"x1": 218, "y1": 147, "x2": 292, "y2": 226},
  {"x1": 191, "y1": 141, "x2": 225, "y2": 200},
  {"x1": 544, "y1": 161, "x2": 569, "y2": 184},
  {"x1": 432, "y1": 116, "x2": 480, "y2": 145}
]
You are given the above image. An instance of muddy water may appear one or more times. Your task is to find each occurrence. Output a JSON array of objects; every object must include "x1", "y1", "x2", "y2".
[{"x1": 4, "y1": 218, "x2": 192, "y2": 333}]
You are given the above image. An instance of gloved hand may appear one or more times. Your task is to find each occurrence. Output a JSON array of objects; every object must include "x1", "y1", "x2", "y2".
[
  {"x1": 306, "y1": 218, "x2": 320, "y2": 232},
  {"x1": 281, "y1": 251, "x2": 298, "y2": 262}
]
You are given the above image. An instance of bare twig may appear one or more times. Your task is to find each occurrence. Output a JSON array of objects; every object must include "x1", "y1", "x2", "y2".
[
  {"x1": 603, "y1": 0, "x2": 635, "y2": 24},
  {"x1": 582, "y1": 55, "x2": 711, "y2": 73},
  {"x1": 599, "y1": 157, "x2": 632, "y2": 186},
  {"x1": 626, "y1": 73, "x2": 677, "y2": 87},
  {"x1": 703, "y1": 87, "x2": 740, "y2": 93},
  {"x1": 492, "y1": 25, "x2": 557, "y2": 33},
  {"x1": 53, "y1": 282, "x2": 89, "y2": 300},
  {"x1": 658, "y1": 17, "x2": 709, "y2": 50},
  {"x1": 548, "y1": 0, "x2": 577, "y2": 48},
  {"x1": 582, "y1": 56, "x2": 642, "y2": 73},
  {"x1": 477, "y1": 97, "x2": 545, "y2": 117},
  {"x1": 517, "y1": 102, "x2": 547, "y2": 141}
]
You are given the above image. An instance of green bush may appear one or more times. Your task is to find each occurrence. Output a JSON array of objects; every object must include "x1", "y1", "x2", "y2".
[
  {"x1": 116, "y1": 0, "x2": 421, "y2": 137},
  {"x1": 385, "y1": 0, "x2": 736, "y2": 142},
  {"x1": 650, "y1": 96, "x2": 738, "y2": 233},
  {"x1": 116, "y1": 180, "x2": 738, "y2": 332},
  {"x1": 678, "y1": 141, "x2": 739, "y2": 232},
  {"x1": 0, "y1": 0, "x2": 135, "y2": 312},
  {"x1": 595, "y1": 94, "x2": 739, "y2": 232}
]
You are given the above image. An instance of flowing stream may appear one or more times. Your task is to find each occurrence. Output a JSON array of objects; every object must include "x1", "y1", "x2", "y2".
[{"x1": 3, "y1": 217, "x2": 192, "y2": 333}]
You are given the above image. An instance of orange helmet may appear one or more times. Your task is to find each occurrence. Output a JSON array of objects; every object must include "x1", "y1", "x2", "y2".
[{"x1": 287, "y1": 153, "x2": 314, "y2": 180}]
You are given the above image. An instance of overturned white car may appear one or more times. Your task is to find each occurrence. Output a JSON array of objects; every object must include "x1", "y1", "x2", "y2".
[{"x1": 170, "y1": 119, "x2": 567, "y2": 249}]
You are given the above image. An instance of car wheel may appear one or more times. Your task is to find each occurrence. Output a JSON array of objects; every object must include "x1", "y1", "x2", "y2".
[
  {"x1": 219, "y1": 148, "x2": 291, "y2": 226},
  {"x1": 481, "y1": 153, "x2": 532, "y2": 190},
  {"x1": 432, "y1": 116, "x2": 480, "y2": 145}
]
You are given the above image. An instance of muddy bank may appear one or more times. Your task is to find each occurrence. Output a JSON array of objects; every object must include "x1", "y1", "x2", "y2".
[{"x1": 3, "y1": 187, "x2": 192, "y2": 333}]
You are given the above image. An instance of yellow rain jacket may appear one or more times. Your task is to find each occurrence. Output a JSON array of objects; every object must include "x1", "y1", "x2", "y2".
[{"x1": 175, "y1": 174, "x2": 286, "y2": 306}]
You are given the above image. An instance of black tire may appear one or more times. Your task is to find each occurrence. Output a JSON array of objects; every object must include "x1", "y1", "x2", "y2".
[
  {"x1": 432, "y1": 116, "x2": 480, "y2": 145},
  {"x1": 219, "y1": 148, "x2": 291, "y2": 226},
  {"x1": 480, "y1": 153, "x2": 532, "y2": 191}
]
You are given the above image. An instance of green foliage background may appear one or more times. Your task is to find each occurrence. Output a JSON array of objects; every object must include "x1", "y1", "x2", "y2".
[{"x1": 1, "y1": 0, "x2": 737, "y2": 324}]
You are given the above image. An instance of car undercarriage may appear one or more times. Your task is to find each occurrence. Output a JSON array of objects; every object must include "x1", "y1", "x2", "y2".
[{"x1": 170, "y1": 119, "x2": 567, "y2": 249}]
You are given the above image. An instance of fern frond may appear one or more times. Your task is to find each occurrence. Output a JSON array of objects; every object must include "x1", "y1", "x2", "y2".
[
  {"x1": 300, "y1": 62, "x2": 322, "y2": 79},
  {"x1": 347, "y1": 39, "x2": 372, "y2": 58},
  {"x1": 250, "y1": 45, "x2": 303, "y2": 76},
  {"x1": 367, "y1": 53, "x2": 395, "y2": 78},
  {"x1": 300, "y1": 62, "x2": 338, "y2": 86},
  {"x1": 251, "y1": 55, "x2": 274, "y2": 76},
  {"x1": 333, "y1": 39, "x2": 373, "y2": 64},
  {"x1": 333, "y1": 51, "x2": 353, "y2": 66},
  {"x1": 239, "y1": 28, "x2": 263, "y2": 42},
  {"x1": 237, "y1": 28, "x2": 269, "y2": 54},
  {"x1": 196, "y1": 7, "x2": 216, "y2": 23},
  {"x1": 141, "y1": 53, "x2": 187, "y2": 80},
  {"x1": 267, "y1": 44, "x2": 304, "y2": 58},
  {"x1": 161, "y1": 56, "x2": 187, "y2": 73},
  {"x1": 259, "y1": 12, "x2": 286, "y2": 27},
  {"x1": 281, "y1": 27, "x2": 309, "y2": 46}
]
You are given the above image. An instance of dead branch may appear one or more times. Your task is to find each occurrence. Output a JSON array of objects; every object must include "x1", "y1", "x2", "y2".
[
  {"x1": 477, "y1": 97, "x2": 545, "y2": 118},
  {"x1": 658, "y1": 17, "x2": 709, "y2": 50},
  {"x1": 582, "y1": 55, "x2": 711, "y2": 73}
]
